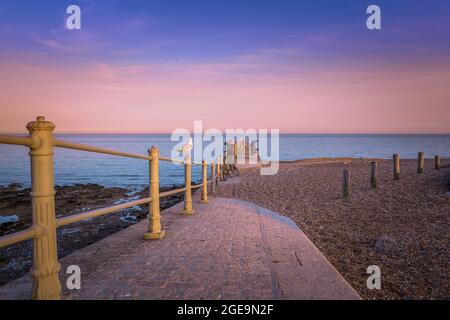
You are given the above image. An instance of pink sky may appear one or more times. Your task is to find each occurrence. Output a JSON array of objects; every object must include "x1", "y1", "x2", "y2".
[
  {"x1": 1, "y1": 1, "x2": 450, "y2": 134},
  {"x1": 1, "y1": 57, "x2": 450, "y2": 134}
]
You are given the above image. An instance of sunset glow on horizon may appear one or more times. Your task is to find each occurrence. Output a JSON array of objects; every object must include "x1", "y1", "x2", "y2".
[{"x1": 1, "y1": 1, "x2": 450, "y2": 134}]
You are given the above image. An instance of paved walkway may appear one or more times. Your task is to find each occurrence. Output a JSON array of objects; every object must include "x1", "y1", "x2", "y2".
[{"x1": 0, "y1": 196, "x2": 360, "y2": 300}]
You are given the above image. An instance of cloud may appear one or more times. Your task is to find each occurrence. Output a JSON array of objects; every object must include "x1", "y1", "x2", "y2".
[
  {"x1": 90, "y1": 85, "x2": 132, "y2": 92},
  {"x1": 33, "y1": 35, "x2": 87, "y2": 52}
]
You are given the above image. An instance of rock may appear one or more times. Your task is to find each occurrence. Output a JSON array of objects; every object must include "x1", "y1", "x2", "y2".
[
  {"x1": 0, "y1": 215, "x2": 19, "y2": 226},
  {"x1": 374, "y1": 235, "x2": 395, "y2": 254}
]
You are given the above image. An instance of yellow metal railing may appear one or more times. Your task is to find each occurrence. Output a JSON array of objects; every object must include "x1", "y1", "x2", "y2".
[{"x1": 0, "y1": 116, "x2": 221, "y2": 300}]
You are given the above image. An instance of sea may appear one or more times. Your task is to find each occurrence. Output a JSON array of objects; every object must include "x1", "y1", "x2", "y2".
[{"x1": 0, "y1": 134, "x2": 449, "y2": 190}]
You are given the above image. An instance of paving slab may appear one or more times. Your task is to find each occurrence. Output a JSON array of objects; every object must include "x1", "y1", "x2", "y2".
[{"x1": 0, "y1": 197, "x2": 360, "y2": 300}]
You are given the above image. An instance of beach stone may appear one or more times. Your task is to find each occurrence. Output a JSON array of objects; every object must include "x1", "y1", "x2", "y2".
[
  {"x1": 375, "y1": 235, "x2": 399, "y2": 254},
  {"x1": 374, "y1": 234, "x2": 403, "y2": 255}
]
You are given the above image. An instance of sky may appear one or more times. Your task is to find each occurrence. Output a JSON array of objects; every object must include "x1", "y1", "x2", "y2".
[{"x1": 0, "y1": 0, "x2": 450, "y2": 133}]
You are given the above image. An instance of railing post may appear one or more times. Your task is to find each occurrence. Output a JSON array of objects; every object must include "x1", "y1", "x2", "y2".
[
  {"x1": 223, "y1": 142, "x2": 227, "y2": 168},
  {"x1": 435, "y1": 155, "x2": 441, "y2": 170},
  {"x1": 144, "y1": 147, "x2": 165, "y2": 240},
  {"x1": 216, "y1": 160, "x2": 220, "y2": 187},
  {"x1": 393, "y1": 154, "x2": 400, "y2": 180},
  {"x1": 201, "y1": 160, "x2": 208, "y2": 204},
  {"x1": 417, "y1": 152, "x2": 424, "y2": 174},
  {"x1": 217, "y1": 158, "x2": 222, "y2": 182},
  {"x1": 211, "y1": 161, "x2": 216, "y2": 194},
  {"x1": 257, "y1": 138, "x2": 260, "y2": 163},
  {"x1": 26, "y1": 116, "x2": 61, "y2": 300},
  {"x1": 221, "y1": 154, "x2": 227, "y2": 181},
  {"x1": 234, "y1": 141, "x2": 238, "y2": 164},
  {"x1": 182, "y1": 157, "x2": 194, "y2": 215}
]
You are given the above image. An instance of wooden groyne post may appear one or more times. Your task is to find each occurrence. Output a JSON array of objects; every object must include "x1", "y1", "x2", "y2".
[
  {"x1": 371, "y1": 162, "x2": 377, "y2": 189},
  {"x1": 343, "y1": 169, "x2": 351, "y2": 198},
  {"x1": 417, "y1": 152, "x2": 424, "y2": 174},
  {"x1": 435, "y1": 155, "x2": 441, "y2": 170},
  {"x1": 393, "y1": 154, "x2": 400, "y2": 180},
  {"x1": 144, "y1": 147, "x2": 165, "y2": 240}
]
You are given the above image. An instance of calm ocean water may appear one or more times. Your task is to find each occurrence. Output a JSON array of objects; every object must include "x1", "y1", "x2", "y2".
[{"x1": 0, "y1": 134, "x2": 449, "y2": 190}]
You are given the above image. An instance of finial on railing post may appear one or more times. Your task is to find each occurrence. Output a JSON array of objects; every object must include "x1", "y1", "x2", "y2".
[
  {"x1": 201, "y1": 160, "x2": 208, "y2": 204},
  {"x1": 144, "y1": 147, "x2": 165, "y2": 240},
  {"x1": 182, "y1": 156, "x2": 194, "y2": 215},
  {"x1": 26, "y1": 116, "x2": 62, "y2": 300},
  {"x1": 211, "y1": 161, "x2": 216, "y2": 194}
]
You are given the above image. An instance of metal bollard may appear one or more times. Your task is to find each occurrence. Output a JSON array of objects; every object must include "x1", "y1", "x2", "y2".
[
  {"x1": 27, "y1": 116, "x2": 62, "y2": 300},
  {"x1": 211, "y1": 161, "x2": 216, "y2": 194},
  {"x1": 182, "y1": 158, "x2": 194, "y2": 215},
  {"x1": 144, "y1": 146, "x2": 165, "y2": 240},
  {"x1": 201, "y1": 160, "x2": 208, "y2": 204}
]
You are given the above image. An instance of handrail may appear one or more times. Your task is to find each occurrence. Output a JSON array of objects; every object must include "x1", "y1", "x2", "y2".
[
  {"x1": 55, "y1": 139, "x2": 210, "y2": 165},
  {"x1": 158, "y1": 156, "x2": 203, "y2": 166},
  {"x1": 160, "y1": 187, "x2": 187, "y2": 197},
  {"x1": 159, "y1": 155, "x2": 185, "y2": 164},
  {"x1": 0, "y1": 226, "x2": 41, "y2": 248},
  {"x1": 54, "y1": 139, "x2": 152, "y2": 161},
  {"x1": 0, "y1": 134, "x2": 34, "y2": 147},
  {"x1": 0, "y1": 116, "x2": 222, "y2": 300},
  {"x1": 56, "y1": 197, "x2": 152, "y2": 227}
]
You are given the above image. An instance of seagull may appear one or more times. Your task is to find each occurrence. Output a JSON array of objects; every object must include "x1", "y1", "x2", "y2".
[{"x1": 178, "y1": 137, "x2": 193, "y2": 161}]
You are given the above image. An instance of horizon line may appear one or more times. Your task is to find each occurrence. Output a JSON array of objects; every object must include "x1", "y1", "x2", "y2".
[{"x1": 2, "y1": 131, "x2": 450, "y2": 135}]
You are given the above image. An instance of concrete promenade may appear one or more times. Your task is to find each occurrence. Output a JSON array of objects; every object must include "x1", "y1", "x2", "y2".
[{"x1": 0, "y1": 195, "x2": 360, "y2": 300}]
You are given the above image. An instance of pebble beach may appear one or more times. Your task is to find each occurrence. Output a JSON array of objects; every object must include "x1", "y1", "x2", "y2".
[{"x1": 216, "y1": 158, "x2": 450, "y2": 299}]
